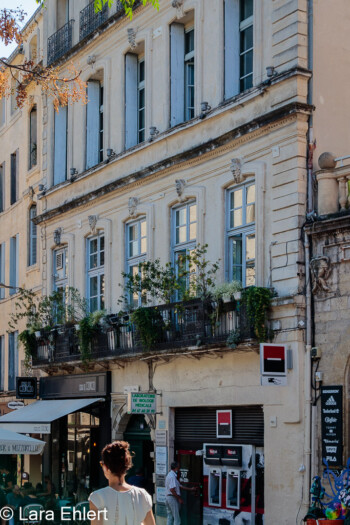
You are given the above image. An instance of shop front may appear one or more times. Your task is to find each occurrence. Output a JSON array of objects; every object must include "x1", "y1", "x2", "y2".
[
  {"x1": 0, "y1": 372, "x2": 111, "y2": 498},
  {"x1": 174, "y1": 406, "x2": 264, "y2": 525}
]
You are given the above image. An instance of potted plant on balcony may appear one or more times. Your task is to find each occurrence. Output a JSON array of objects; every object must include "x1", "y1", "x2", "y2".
[
  {"x1": 76, "y1": 309, "x2": 108, "y2": 362},
  {"x1": 212, "y1": 280, "x2": 242, "y2": 303},
  {"x1": 241, "y1": 286, "x2": 274, "y2": 342}
]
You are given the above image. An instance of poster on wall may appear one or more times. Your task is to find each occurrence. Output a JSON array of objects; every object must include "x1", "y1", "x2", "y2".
[
  {"x1": 216, "y1": 410, "x2": 232, "y2": 438},
  {"x1": 321, "y1": 385, "x2": 343, "y2": 468}
]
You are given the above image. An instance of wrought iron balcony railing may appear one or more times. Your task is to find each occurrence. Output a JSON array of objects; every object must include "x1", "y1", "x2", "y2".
[
  {"x1": 79, "y1": 1, "x2": 109, "y2": 41},
  {"x1": 47, "y1": 20, "x2": 74, "y2": 65},
  {"x1": 32, "y1": 298, "x2": 254, "y2": 367}
]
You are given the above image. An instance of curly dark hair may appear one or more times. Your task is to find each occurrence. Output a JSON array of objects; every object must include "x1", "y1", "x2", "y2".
[{"x1": 101, "y1": 441, "x2": 133, "y2": 477}]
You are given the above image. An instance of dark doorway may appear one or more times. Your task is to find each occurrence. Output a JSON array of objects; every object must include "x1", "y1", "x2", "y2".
[
  {"x1": 124, "y1": 415, "x2": 154, "y2": 496},
  {"x1": 177, "y1": 450, "x2": 203, "y2": 525}
]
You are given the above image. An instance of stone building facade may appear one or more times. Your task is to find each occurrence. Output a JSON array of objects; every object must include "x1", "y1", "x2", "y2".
[{"x1": 0, "y1": 0, "x2": 350, "y2": 523}]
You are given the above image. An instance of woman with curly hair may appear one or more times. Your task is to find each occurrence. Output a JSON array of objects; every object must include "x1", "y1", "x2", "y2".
[{"x1": 89, "y1": 441, "x2": 156, "y2": 525}]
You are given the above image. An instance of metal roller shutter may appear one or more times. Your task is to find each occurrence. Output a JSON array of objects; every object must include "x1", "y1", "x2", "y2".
[{"x1": 175, "y1": 406, "x2": 264, "y2": 448}]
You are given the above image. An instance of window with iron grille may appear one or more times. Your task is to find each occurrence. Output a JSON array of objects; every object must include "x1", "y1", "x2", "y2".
[
  {"x1": 172, "y1": 201, "x2": 197, "y2": 299},
  {"x1": 28, "y1": 205, "x2": 37, "y2": 266},
  {"x1": 226, "y1": 182, "x2": 255, "y2": 287},
  {"x1": 87, "y1": 234, "x2": 105, "y2": 312},
  {"x1": 126, "y1": 218, "x2": 147, "y2": 307}
]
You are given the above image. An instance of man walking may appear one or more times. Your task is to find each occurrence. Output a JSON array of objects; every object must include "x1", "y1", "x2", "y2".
[{"x1": 165, "y1": 462, "x2": 195, "y2": 525}]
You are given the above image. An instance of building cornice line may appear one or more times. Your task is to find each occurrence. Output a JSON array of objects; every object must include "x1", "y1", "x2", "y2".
[{"x1": 35, "y1": 101, "x2": 313, "y2": 225}]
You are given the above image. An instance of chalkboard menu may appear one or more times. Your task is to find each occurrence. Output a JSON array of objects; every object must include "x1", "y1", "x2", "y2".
[{"x1": 321, "y1": 386, "x2": 343, "y2": 468}]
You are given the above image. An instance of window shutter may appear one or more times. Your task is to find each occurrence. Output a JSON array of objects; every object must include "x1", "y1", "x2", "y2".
[
  {"x1": 224, "y1": 0, "x2": 240, "y2": 99},
  {"x1": 56, "y1": 251, "x2": 64, "y2": 271},
  {"x1": 86, "y1": 81, "x2": 100, "y2": 169},
  {"x1": 10, "y1": 153, "x2": 17, "y2": 205},
  {"x1": 0, "y1": 244, "x2": 4, "y2": 300},
  {"x1": 54, "y1": 106, "x2": 67, "y2": 185},
  {"x1": 170, "y1": 23, "x2": 185, "y2": 127},
  {"x1": 0, "y1": 164, "x2": 3, "y2": 213},
  {"x1": 8, "y1": 334, "x2": 14, "y2": 391},
  {"x1": 125, "y1": 53, "x2": 138, "y2": 149}
]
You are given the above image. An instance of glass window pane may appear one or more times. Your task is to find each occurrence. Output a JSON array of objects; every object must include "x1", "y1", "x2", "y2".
[
  {"x1": 189, "y1": 204, "x2": 197, "y2": 223},
  {"x1": 246, "y1": 233, "x2": 255, "y2": 261},
  {"x1": 90, "y1": 253, "x2": 98, "y2": 269},
  {"x1": 141, "y1": 237, "x2": 147, "y2": 254},
  {"x1": 100, "y1": 236, "x2": 105, "y2": 251},
  {"x1": 233, "y1": 189, "x2": 243, "y2": 209},
  {"x1": 240, "y1": 0, "x2": 253, "y2": 21},
  {"x1": 234, "y1": 209, "x2": 243, "y2": 227},
  {"x1": 129, "y1": 225, "x2": 136, "y2": 242},
  {"x1": 241, "y1": 25, "x2": 253, "y2": 51},
  {"x1": 100, "y1": 275, "x2": 105, "y2": 308},
  {"x1": 179, "y1": 225, "x2": 187, "y2": 243},
  {"x1": 139, "y1": 60, "x2": 145, "y2": 82},
  {"x1": 246, "y1": 204, "x2": 255, "y2": 224},
  {"x1": 189, "y1": 222, "x2": 197, "y2": 241},
  {"x1": 246, "y1": 264, "x2": 255, "y2": 286},
  {"x1": 185, "y1": 29, "x2": 194, "y2": 54},
  {"x1": 90, "y1": 239, "x2": 97, "y2": 254},
  {"x1": 241, "y1": 49, "x2": 253, "y2": 77},
  {"x1": 90, "y1": 297, "x2": 98, "y2": 312},
  {"x1": 141, "y1": 220, "x2": 147, "y2": 237},
  {"x1": 100, "y1": 250, "x2": 105, "y2": 267},
  {"x1": 90, "y1": 276, "x2": 98, "y2": 297},
  {"x1": 179, "y1": 208, "x2": 187, "y2": 226},
  {"x1": 232, "y1": 237, "x2": 242, "y2": 266},
  {"x1": 246, "y1": 184, "x2": 255, "y2": 204}
]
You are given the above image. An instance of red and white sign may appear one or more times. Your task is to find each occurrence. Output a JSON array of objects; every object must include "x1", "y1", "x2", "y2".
[
  {"x1": 216, "y1": 409, "x2": 232, "y2": 438},
  {"x1": 260, "y1": 343, "x2": 287, "y2": 376}
]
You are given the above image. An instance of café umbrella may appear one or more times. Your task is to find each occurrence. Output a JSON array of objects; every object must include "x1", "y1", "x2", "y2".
[{"x1": 0, "y1": 428, "x2": 45, "y2": 455}]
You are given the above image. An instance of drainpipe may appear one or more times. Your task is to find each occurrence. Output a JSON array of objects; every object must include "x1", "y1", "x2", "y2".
[{"x1": 303, "y1": 0, "x2": 314, "y2": 509}]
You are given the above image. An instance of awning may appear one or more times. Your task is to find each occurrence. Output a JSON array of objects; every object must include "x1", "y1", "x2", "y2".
[
  {"x1": 0, "y1": 428, "x2": 45, "y2": 455},
  {"x1": 0, "y1": 398, "x2": 103, "y2": 434}
]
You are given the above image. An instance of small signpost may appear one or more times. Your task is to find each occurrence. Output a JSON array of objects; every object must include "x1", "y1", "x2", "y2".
[{"x1": 127, "y1": 392, "x2": 156, "y2": 414}]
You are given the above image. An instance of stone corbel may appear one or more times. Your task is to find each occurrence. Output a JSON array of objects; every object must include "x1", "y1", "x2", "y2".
[
  {"x1": 88, "y1": 215, "x2": 98, "y2": 234},
  {"x1": 230, "y1": 158, "x2": 244, "y2": 184},
  {"x1": 128, "y1": 197, "x2": 139, "y2": 217},
  {"x1": 127, "y1": 28, "x2": 137, "y2": 50},
  {"x1": 175, "y1": 179, "x2": 187, "y2": 202},
  {"x1": 171, "y1": 0, "x2": 184, "y2": 18}
]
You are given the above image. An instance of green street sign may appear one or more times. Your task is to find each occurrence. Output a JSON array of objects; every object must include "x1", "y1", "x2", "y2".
[{"x1": 128, "y1": 392, "x2": 156, "y2": 414}]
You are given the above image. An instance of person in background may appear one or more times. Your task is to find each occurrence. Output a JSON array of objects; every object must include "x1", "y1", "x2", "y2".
[
  {"x1": 6, "y1": 485, "x2": 23, "y2": 510},
  {"x1": 35, "y1": 483, "x2": 43, "y2": 494},
  {"x1": 0, "y1": 468, "x2": 15, "y2": 492},
  {"x1": 43, "y1": 476, "x2": 55, "y2": 497},
  {"x1": 0, "y1": 488, "x2": 8, "y2": 525},
  {"x1": 20, "y1": 487, "x2": 43, "y2": 507},
  {"x1": 75, "y1": 481, "x2": 89, "y2": 504},
  {"x1": 165, "y1": 462, "x2": 196, "y2": 525},
  {"x1": 89, "y1": 440, "x2": 156, "y2": 525},
  {"x1": 127, "y1": 468, "x2": 147, "y2": 489}
]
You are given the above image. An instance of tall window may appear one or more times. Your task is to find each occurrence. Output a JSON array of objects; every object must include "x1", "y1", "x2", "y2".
[
  {"x1": 10, "y1": 151, "x2": 18, "y2": 205},
  {"x1": 172, "y1": 202, "x2": 197, "y2": 298},
  {"x1": 185, "y1": 28, "x2": 195, "y2": 121},
  {"x1": 8, "y1": 332, "x2": 18, "y2": 391},
  {"x1": 87, "y1": 234, "x2": 105, "y2": 312},
  {"x1": 53, "y1": 246, "x2": 68, "y2": 293},
  {"x1": 126, "y1": 218, "x2": 147, "y2": 307},
  {"x1": 0, "y1": 243, "x2": 4, "y2": 300},
  {"x1": 137, "y1": 59, "x2": 145, "y2": 143},
  {"x1": 0, "y1": 164, "x2": 4, "y2": 213},
  {"x1": 224, "y1": 0, "x2": 253, "y2": 98},
  {"x1": 29, "y1": 105, "x2": 37, "y2": 169},
  {"x1": 54, "y1": 106, "x2": 67, "y2": 185},
  {"x1": 9, "y1": 235, "x2": 18, "y2": 296},
  {"x1": 170, "y1": 21, "x2": 195, "y2": 126},
  {"x1": 28, "y1": 205, "x2": 37, "y2": 266},
  {"x1": 125, "y1": 53, "x2": 145, "y2": 149},
  {"x1": 226, "y1": 182, "x2": 255, "y2": 286},
  {"x1": 86, "y1": 80, "x2": 103, "y2": 169},
  {"x1": 0, "y1": 335, "x2": 4, "y2": 392},
  {"x1": 239, "y1": 0, "x2": 253, "y2": 92}
]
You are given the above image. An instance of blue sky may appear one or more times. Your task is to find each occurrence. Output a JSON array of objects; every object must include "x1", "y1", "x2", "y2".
[{"x1": 0, "y1": 0, "x2": 38, "y2": 58}]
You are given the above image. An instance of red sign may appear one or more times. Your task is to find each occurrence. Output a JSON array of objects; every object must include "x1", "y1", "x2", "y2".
[
  {"x1": 216, "y1": 410, "x2": 232, "y2": 438},
  {"x1": 260, "y1": 343, "x2": 287, "y2": 376}
]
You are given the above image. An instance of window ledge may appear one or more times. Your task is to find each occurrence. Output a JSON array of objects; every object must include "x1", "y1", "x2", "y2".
[
  {"x1": 26, "y1": 263, "x2": 39, "y2": 274},
  {"x1": 27, "y1": 164, "x2": 40, "y2": 178}
]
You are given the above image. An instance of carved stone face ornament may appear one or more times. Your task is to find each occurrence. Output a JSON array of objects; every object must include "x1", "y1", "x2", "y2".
[
  {"x1": 128, "y1": 197, "x2": 139, "y2": 217},
  {"x1": 310, "y1": 256, "x2": 332, "y2": 294},
  {"x1": 175, "y1": 179, "x2": 186, "y2": 201},
  {"x1": 88, "y1": 215, "x2": 98, "y2": 234},
  {"x1": 230, "y1": 158, "x2": 243, "y2": 184}
]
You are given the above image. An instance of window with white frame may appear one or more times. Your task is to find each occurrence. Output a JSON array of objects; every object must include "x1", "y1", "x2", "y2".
[
  {"x1": 226, "y1": 182, "x2": 255, "y2": 287},
  {"x1": 138, "y1": 58, "x2": 145, "y2": 143},
  {"x1": 53, "y1": 246, "x2": 68, "y2": 292},
  {"x1": 239, "y1": 0, "x2": 253, "y2": 92},
  {"x1": 28, "y1": 205, "x2": 37, "y2": 266},
  {"x1": 8, "y1": 331, "x2": 18, "y2": 391},
  {"x1": 126, "y1": 218, "x2": 147, "y2": 307},
  {"x1": 0, "y1": 335, "x2": 4, "y2": 392},
  {"x1": 172, "y1": 201, "x2": 197, "y2": 298},
  {"x1": 87, "y1": 234, "x2": 105, "y2": 312},
  {"x1": 184, "y1": 28, "x2": 195, "y2": 121}
]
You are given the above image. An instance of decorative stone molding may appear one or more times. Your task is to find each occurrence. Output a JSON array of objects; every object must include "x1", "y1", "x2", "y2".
[
  {"x1": 53, "y1": 227, "x2": 62, "y2": 246},
  {"x1": 230, "y1": 158, "x2": 243, "y2": 184},
  {"x1": 310, "y1": 256, "x2": 332, "y2": 294},
  {"x1": 87, "y1": 55, "x2": 96, "y2": 66},
  {"x1": 88, "y1": 215, "x2": 98, "y2": 234},
  {"x1": 171, "y1": 0, "x2": 184, "y2": 18},
  {"x1": 111, "y1": 395, "x2": 155, "y2": 440},
  {"x1": 175, "y1": 179, "x2": 186, "y2": 201},
  {"x1": 127, "y1": 28, "x2": 137, "y2": 49},
  {"x1": 128, "y1": 197, "x2": 139, "y2": 217}
]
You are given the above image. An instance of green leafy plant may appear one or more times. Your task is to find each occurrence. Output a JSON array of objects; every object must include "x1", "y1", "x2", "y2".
[
  {"x1": 130, "y1": 307, "x2": 164, "y2": 351},
  {"x1": 77, "y1": 310, "x2": 108, "y2": 362},
  {"x1": 18, "y1": 329, "x2": 37, "y2": 369},
  {"x1": 185, "y1": 244, "x2": 220, "y2": 301},
  {"x1": 242, "y1": 286, "x2": 273, "y2": 342},
  {"x1": 226, "y1": 329, "x2": 241, "y2": 349},
  {"x1": 212, "y1": 280, "x2": 242, "y2": 302},
  {"x1": 93, "y1": 0, "x2": 160, "y2": 19}
]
